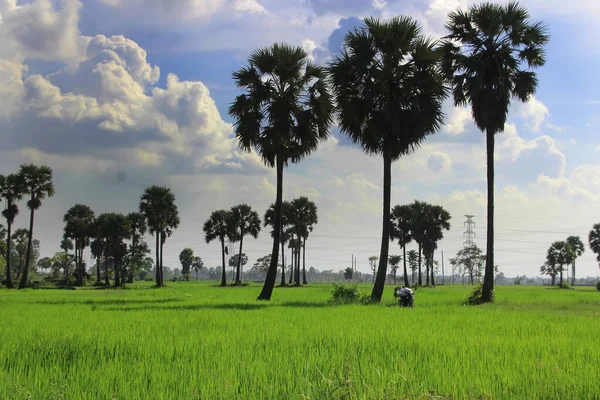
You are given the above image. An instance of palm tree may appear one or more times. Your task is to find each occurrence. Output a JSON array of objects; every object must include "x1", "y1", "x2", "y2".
[
  {"x1": 127, "y1": 212, "x2": 147, "y2": 283},
  {"x1": 203, "y1": 210, "x2": 235, "y2": 287},
  {"x1": 565, "y1": 236, "x2": 584, "y2": 286},
  {"x1": 388, "y1": 255, "x2": 402, "y2": 284},
  {"x1": 407, "y1": 250, "x2": 419, "y2": 284},
  {"x1": 546, "y1": 241, "x2": 573, "y2": 286},
  {"x1": 139, "y1": 186, "x2": 180, "y2": 287},
  {"x1": 288, "y1": 197, "x2": 318, "y2": 285},
  {"x1": 264, "y1": 201, "x2": 292, "y2": 286},
  {"x1": 17, "y1": 164, "x2": 55, "y2": 289},
  {"x1": 229, "y1": 43, "x2": 334, "y2": 300},
  {"x1": 390, "y1": 204, "x2": 414, "y2": 286},
  {"x1": 90, "y1": 236, "x2": 103, "y2": 283},
  {"x1": 588, "y1": 224, "x2": 600, "y2": 273},
  {"x1": 330, "y1": 17, "x2": 447, "y2": 302},
  {"x1": 192, "y1": 256, "x2": 204, "y2": 280},
  {"x1": 63, "y1": 204, "x2": 95, "y2": 286},
  {"x1": 441, "y1": 2, "x2": 549, "y2": 302},
  {"x1": 421, "y1": 204, "x2": 451, "y2": 286},
  {"x1": 0, "y1": 174, "x2": 26, "y2": 288},
  {"x1": 98, "y1": 213, "x2": 131, "y2": 287},
  {"x1": 409, "y1": 201, "x2": 429, "y2": 286},
  {"x1": 228, "y1": 204, "x2": 261, "y2": 285}
]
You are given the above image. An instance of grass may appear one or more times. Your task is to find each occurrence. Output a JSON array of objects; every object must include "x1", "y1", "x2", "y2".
[{"x1": 1, "y1": 283, "x2": 599, "y2": 399}]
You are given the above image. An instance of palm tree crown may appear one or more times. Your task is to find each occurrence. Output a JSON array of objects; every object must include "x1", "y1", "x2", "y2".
[{"x1": 204, "y1": 209, "x2": 235, "y2": 287}]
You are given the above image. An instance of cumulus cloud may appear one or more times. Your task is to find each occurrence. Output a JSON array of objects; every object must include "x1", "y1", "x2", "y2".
[{"x1": 427, "y1": 152, "x2": 453, "y2": 173}]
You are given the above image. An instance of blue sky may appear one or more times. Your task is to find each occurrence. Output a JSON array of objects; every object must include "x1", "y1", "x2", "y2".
[{"x1": 2, "y1": 0, "x2": 600, "y2": 280}]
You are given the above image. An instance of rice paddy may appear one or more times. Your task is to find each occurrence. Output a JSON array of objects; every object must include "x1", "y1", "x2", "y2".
[{"x1": 1, "y1": 283, "x2": 599, "y2": 399}]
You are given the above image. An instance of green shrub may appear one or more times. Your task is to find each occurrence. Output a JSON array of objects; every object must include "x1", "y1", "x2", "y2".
[
  {"x1": 183, "y1": 274, "x2": 191, "y2": 282},
  {"x1": 596, "y1": 281, "x2": 600, "y2": 291},
  {"x1": 558, "y1": 281, "x2": 572, "y2": 289},
  {"x1": 145, "y1": 277, "x2": 154, "y2": 282},
  {"x1": 464, "y1": 284, "x2": 494, "y2": 306},
  {"x1": 329, "y1": 283, "x2": 371, "y2": 305}
]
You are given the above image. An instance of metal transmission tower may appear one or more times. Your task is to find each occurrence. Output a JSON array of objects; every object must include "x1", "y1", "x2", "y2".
[{"x1": 463, "y1": 215, "x2": 476, "y2": 248}]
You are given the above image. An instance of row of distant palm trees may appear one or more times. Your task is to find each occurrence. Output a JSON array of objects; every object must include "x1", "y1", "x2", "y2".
[
  {"x1": 541, "y1": 230, "x2": 600, "y2": 286},
  {"x1": 202, "y1": 197, "x2": 318, "y2": 287},
  {"x1": 0, "y1": 165, "x2": 55, "y2": 289},
  {"x1": 228, "y1": 2, "x2": 549, "y2": 302}
]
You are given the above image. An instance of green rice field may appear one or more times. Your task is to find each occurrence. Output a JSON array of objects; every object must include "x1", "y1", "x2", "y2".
[{"x1": 1, "y1": 283, "x2": 599, "y2": 399}]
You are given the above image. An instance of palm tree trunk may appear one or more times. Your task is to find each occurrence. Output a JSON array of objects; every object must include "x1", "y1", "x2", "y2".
[
  {"x1": 551, "y1": 275, "x2": 556, "y2": 286},
  {"x1": 79, "y1": 246, "x2": 84, "y2": 284},
  {"x1": 114, "y1": 260, "x2": 121, "y2": 287},
  {"x1": 571, "y1": 261, "x2": 575, "y2": 286},
  {"x1": 559, "y1": 266, "x2": 563, "y2": 285},
  {"x1": 104, "y1": 255, "x2": 109, "y2": 286},
  {"x1": 220, "y1": 238, "x2": 227, "y2": 286},
  {"x1": 288, "y1": 238, "x2": 294, "y2": 285},
  {"x1": 96, "y1": 257, "x2": 101, "y2": 282},
  {"x1": 302, "y1": 237, "x2": 307, "y2": 285},
  {"x1": 257, "y1": 156, "x2": 283, "y2": 300},
  {"x1": 482, "y1": 129, "x2": 495, "y2": 302},
  {"x1": 425, "y1": 253, "x2": 430, "y2": 286},
  {"x1": 235, "y1": 233, "x2": 244, "y2": 285},
  {"x1": 159, "y1": 234, "x2": 164, "y2": 287},
  {"x1": 418, "y1": 243, "x2": 422, "y2": 286},
  {"x1": 18, "y1": 203, "x2": 35, "y2": 289},
  {"x1": 74, "y1": 240, "x2": 80, "y2": 286},
  {"x1": 294, "y1": 243, "x2": 300, "y2": 286},
  {"x1": 280, "y1": 239, "x2": 286, "y2": 286},
  {"x1": 430, "y1": 252, "x2": 435, "y2": 287},
  {"x1": 371, "y1": 152, "x2": 392, "y2": 302},
  {"x1": 402, "y1": 242, "x2": 409, "y2": 287},
  {"x1": 16, "y1": 256, "x2": 22, "y2": 280},
  {"x1": 155, "y1": 234, "x2": 160, "y2": 286},
  {"x1": 5, "y1": 222, "x2": 13, "y2": 288}
]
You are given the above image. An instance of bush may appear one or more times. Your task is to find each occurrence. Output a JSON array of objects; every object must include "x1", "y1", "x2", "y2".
[
  {"x1": 558, "y1": 281, "x2": 572, "y2": 289},
  {"x1": 329, "y1": 283, "x2": 371, "y2": 305},
  {"x1": 596, "y1": 281, "x2": 600, "y2": 291},
  {"x1": 464, "y1": 284, "x2": 494, "y2": 306},
  {"x1": 145, "y1": 277, "x2": 154, "y2": 282},
  {"x1": 183, "y1": 274, "x2": 191, "y2": 282}
]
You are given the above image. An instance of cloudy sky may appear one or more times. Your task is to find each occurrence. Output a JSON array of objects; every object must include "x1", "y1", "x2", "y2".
[{"x1": 2, "y1": 0, "x2": 600, "y2": 279}]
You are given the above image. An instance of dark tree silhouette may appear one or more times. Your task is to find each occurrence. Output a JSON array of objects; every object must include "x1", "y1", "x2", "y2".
[
  {"x1": 228, "y1": 204, "x2": 261, "y2": 285},
  {"x1": 203, "y1": 210, "x2": 235, "y2": 287}
]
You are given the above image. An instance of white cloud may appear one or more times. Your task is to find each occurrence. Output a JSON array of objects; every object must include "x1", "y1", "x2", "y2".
[
  {"x1": 515, "y1": 96, "x2": 549, "y2": 132},
  {"x1": 444, "y1": 106, "x2": 472, "y2": 136},
  {"x1": 427, "y1": 152, "x2": 453, "y2": 173}
]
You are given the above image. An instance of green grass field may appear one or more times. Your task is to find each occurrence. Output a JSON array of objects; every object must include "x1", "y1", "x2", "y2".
[{"x1": 1, "y1": 283, "x2": 599, "y2": 399}]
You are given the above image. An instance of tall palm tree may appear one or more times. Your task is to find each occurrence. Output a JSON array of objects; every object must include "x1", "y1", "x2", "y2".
[
  {"x1": 17, "y1": 164, "x2": 55, "y2": 289},
  {"x1": 289, "y1": 197, "x2": 318, "y2": 285},
  {"x1": 229, "y1": 43, "x2": 334, "y2": 300},
  {"x1": 441, "y1": 2, "x2": 549, "y2": 302},
  {"x1": 390, "y1": 204, "x2": 414, "y2": 286},
  {"x1": 228, "y1": 204, "x2": 261, "y2": 285},
  {"x1": 546, "y1": 241, "x2": 573, "y2": 286},
  {"x1": 203, "y1": 210, "x2": 235, "y2": 287},
  {"x1": 127, "y1": 212, "x2": 148, "y2": 283},
  {"x1": 90, "y1": 236, "x2": 103, "y2": 283},
  {"x1": 330, "y1": 17, "x2": 447, "y2": 302},
  {"x1": 421, "y1": 204, "x2": 451, "y2": 286},
  {"x1": 264, "y1": 201, "x2": 292, "y2": 286},
  {"x1": 588, "y1": 224, "x2": 600, "y2": 273},
  {"x1": 139, "y1": 186, "x2": 180, "y2": 287},
  {"x1": 0, "y1": 174, "x2": 26, "y2": 288},
  {"x1": 98, "y1": 213, "x2": 131, "y2": 287},
  {"x1": 63, "y1": 204, "x2": 95, "y2": 286},
  {"x1": 565, "y1": 236, "x2": 584, "y2": 286},
  {"x1": 409, "y1": 200, "x2": 429, "y2": 286}
]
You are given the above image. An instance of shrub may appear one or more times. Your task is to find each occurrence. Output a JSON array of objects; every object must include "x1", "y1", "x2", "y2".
[
  {"x1": 464, "y1": 284, "x2": 494, "y2": 306},
  {"x1": 329, "y1": 283, "x2": 371, "y2": 305},
  {"x1": 183, "y1": 274, "x2": 191, "y2": 282},
  {"x1": 596, "y1": 281, "x2": 600, "y2": 291},
  {"x1": 145, "y1": 277, "x2": 154, "y2": 282},
  {"x1": 558, "y1": 281, "x2": 572, "y2": 289}
]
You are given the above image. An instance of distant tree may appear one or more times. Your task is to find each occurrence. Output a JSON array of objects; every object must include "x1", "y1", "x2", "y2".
[
  {"x1": 546, "y1": 241, "x2": 574, "y2": 286},
  {"x1": 230, "y1": 43, "x2": 334, "y2": 300},
  {"x1": 540, "y1": 262, "x2": 559, "y2": 286},
  {"x1": 191, "y1": 256, "x2": 204, "y2": 280},
  {"x1": 179, "y1": 248, "x2": 195, "y2": 276},
  {"x1": 0, "y1": 173, "x2": 26, "y2": 288},
  {"x1": 12, "y1": 229, "x2": 29, "y2": 279},
  {"x1": 407, "y1": 250, "x2": 419, "y2": 284},
  {"x1": 139, "y1": 186, "x2": 180, "y2": 287},
  {"x1": 126, "y1": 212, "x2": 148, "y2": 283},
  {"x1": 229, "y1": 253, "x2": 248, "y2": 280},
  {"x1": 441, "y1": 2, "x2": 549, "y2": 302},
  {"x1": 565, "y1": 236, "x2": 584, "y2": 286},
  {"x1": 17, "y1": 164, "x2": 55, "y2": 289},
  {"x1": 330, "y1": 16, "x2": 447, "y2": 302},
  {"x1": 388, "y1": 255, "x2": 402, "y2": 285},
  {"x1": 264, "y1": 201, "x2": 293, "y2": 286},
  {"x1": 344, "y1": 267, "x2": 353, "y2": 280},
  {"x1": 588, "y1": 224, "x2": 600, "y2": 272},
  {"x1": 63, "y1": 204, "x2": 95, "y2": 285},
  {"x1": 203, "y1": 210, "x2": 235, "y2": 287},
  {"x1": 37, "y1": 257, "x2": 53, "y2": 275},
  {"x1": 288, "y1": 197, "x2": 318, "y2": 285},
  {"x1": 450, "y1": 245, "x2": 483, "y2": 285},
  {"x1": 228, "y1": 204, "x2": 261, "y2": 285},
  {"x1": 99, "y1": 213, "x2": 131, "y2": 287},
  {"x1": 60, "y1": 238, "x2": 74, "y2": 284},
  {"x1": 368, "y1": 256, "x2": 379, "y2": 283},
  {"x1": 409, "y1": 201, "x2": 429, "y2": 286},
  {"x1": 390, "y1": 205, "x2": 414, "y2": 286},
  {"x1": 52, "y1": 251, "x2": 74, "y2": 283},
  {"x1": 252, "y1": 255, "x2": 272, "y2": 275}
]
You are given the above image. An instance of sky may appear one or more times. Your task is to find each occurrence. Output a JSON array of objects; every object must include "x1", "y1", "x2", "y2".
[{"x1": 2, "y1": 0, "x2": 600, "y2": 279}]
